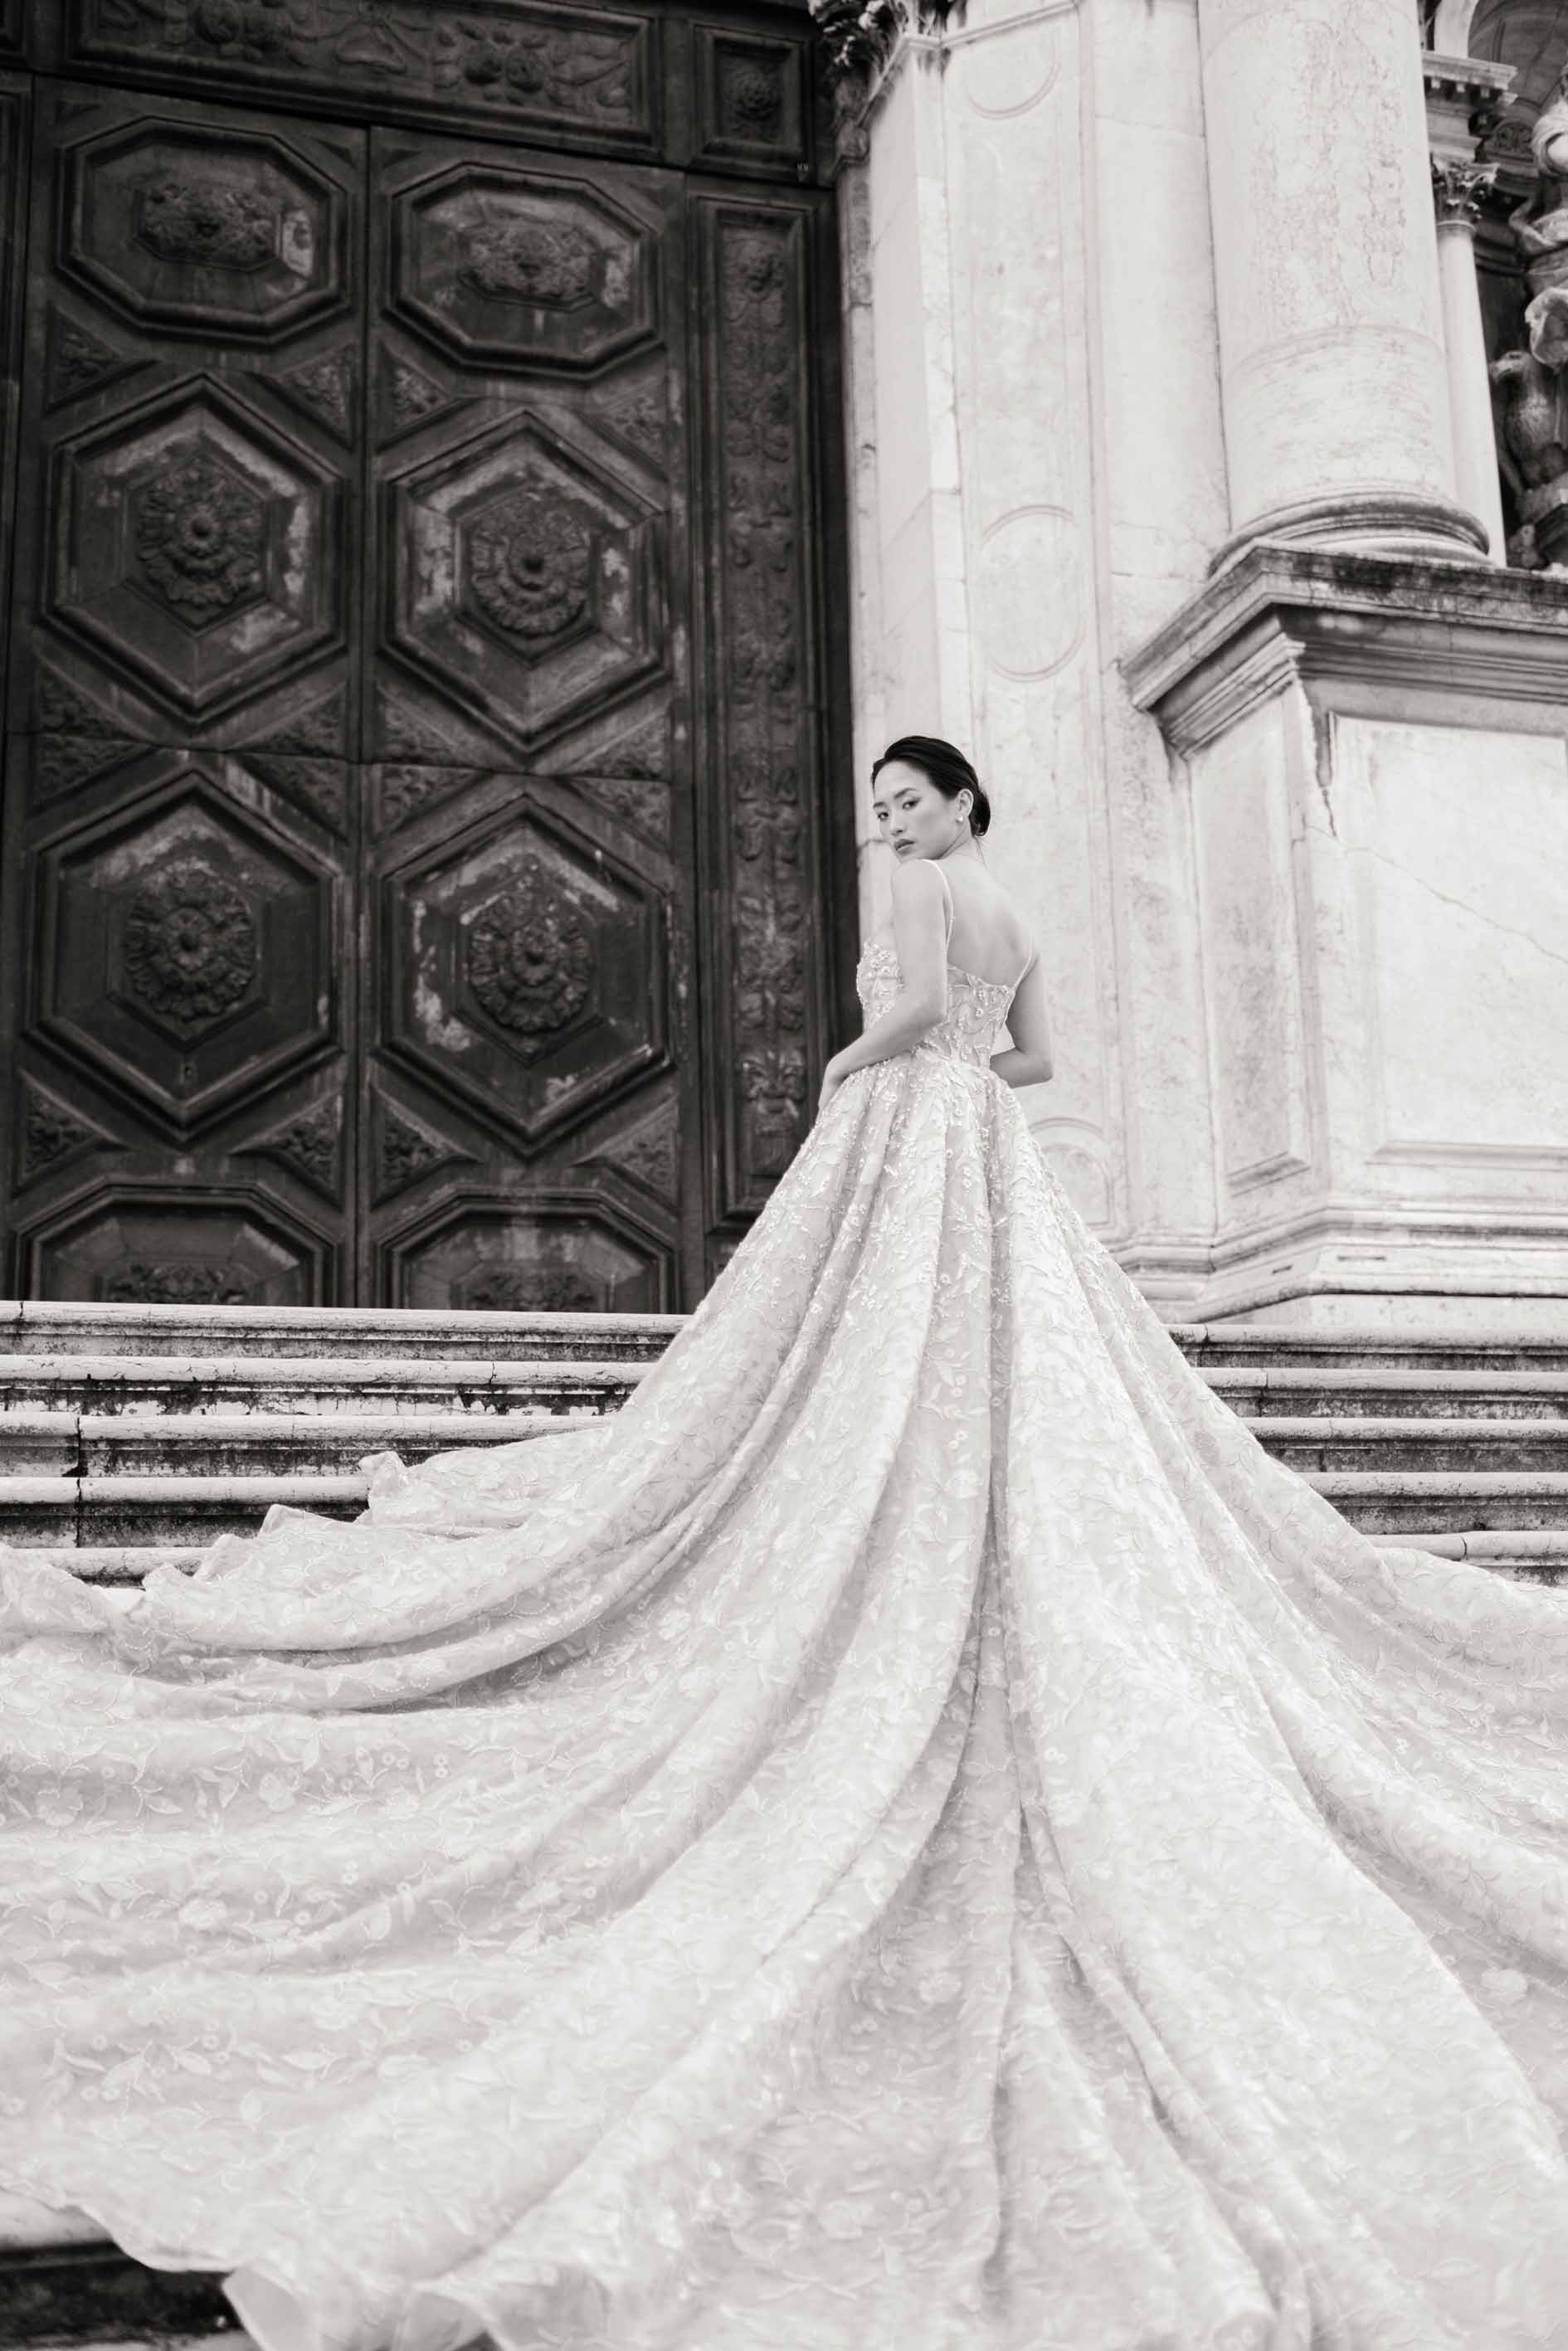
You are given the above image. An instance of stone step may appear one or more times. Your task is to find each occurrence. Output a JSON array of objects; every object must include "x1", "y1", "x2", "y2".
[
  {"x1": 0, "y1": 2239, "x2": 236, "y2": 2348},
  {"x1": 1208, "y1": 1366, "x2": 1568, "y2": 1419},
  {"x1": 0, "y1": 1475, "x2": 366, "y2": 1548},
  {"x1": 4, "y1": 1356, "x2": 1561, "y2": 1426},
  {"x1": 0, "y1": 1303, "x2": 681, "y2": 1364},
  {"x1": 0, "y1": 1355, "x2": 645, "y2": 1417},
  {"x1": 2, "y1": 1407, "x2": 1559, "y2": 1487},
  {"x1": 1244, "y1": 1417, "x2": 1568, "y2": 1474},
  {"x1": 1177, "y1": 1325, "x2": 1568, "y2": 1374},
  {"x1": 1307, "y1": 1471, "x2": 1568, "y2": 1534},
  {"x1": 1378, "y1": 1529, "x2": 1568, "y2": 1580},
  {"x1": 0, "y1": 1409, "x2": 602, "y2": 1480},
  {"x1": 7, "y1": 1303, "x2": 1568, "y2": 1376}
]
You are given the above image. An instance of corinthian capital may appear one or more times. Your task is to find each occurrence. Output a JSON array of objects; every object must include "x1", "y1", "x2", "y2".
[{"x1": 1430, "y1": 156, "x2": 1497, "y2": 227}]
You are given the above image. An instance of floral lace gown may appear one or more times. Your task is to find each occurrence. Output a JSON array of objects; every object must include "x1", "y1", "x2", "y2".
[{"x1": 4, "y1": 925, "x2": 1568, "y2": 2351}]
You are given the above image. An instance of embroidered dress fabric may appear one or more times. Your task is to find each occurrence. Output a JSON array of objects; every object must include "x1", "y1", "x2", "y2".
[{"x1": 4, "y1": 937, "x2": 1568, "y2": 2351}]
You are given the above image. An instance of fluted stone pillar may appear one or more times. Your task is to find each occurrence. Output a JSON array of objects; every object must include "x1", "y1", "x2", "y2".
[
  {"x1": 1432, "y1": 158, "x2": 1507, "y2": 562},
  {"x1": 1198, "y1": 0, "x2": 1487, "y2": 562}
]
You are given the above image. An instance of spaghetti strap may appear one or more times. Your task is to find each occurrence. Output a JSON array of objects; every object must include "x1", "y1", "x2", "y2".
[
  {"x1": 1015, "y1": 941, "x2": 1037, "y2": 990},
  {"x1": 932, "y1": 859, "x2": 955, "y2": 942}
]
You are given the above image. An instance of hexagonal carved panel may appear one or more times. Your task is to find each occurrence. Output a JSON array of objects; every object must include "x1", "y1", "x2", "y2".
[
  {"x1": 385, "y1": 796, "x2": 667, "y2": 1147},
  {"x1": 25, "y1": 1191, "x2": 322, "y2": 1306},
  {"x1": 387, "y1": 413, "x2": 663, "y2": 750},
  {"x1": 386, "y1": 1195, "x2": 670, "y2": 1314},
  {"x1": 390, "y1": 166, "x2": 656, "y2": 372},
  {"x1": 48, "y1": 382, "x2": 341, "y2": 718},
  {"x1": 35, "y1": 776, "x2": 334, "y2": 1129},
  {"x1": 61, "y1": 124, "x2": 348, "y2": 342}
]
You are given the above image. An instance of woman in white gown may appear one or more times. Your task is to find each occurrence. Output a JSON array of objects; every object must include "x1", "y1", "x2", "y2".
[{"x1": 3, "y1": 734, "x2": 1568, "y2": 2351}]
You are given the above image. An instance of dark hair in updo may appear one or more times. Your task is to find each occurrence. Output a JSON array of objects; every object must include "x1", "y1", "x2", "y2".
[{"x1": 869, "y1": 735, "x2": 992, "y2": 839}]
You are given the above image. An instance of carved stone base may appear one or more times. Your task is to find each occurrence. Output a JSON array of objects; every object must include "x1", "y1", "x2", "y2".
[
  {"x1": 1124, "y1": 543, "x2": 1568, "y2": 1329},
  {"x1": 1206, "y1": 491, "x2": 1490, "y2": 574}
]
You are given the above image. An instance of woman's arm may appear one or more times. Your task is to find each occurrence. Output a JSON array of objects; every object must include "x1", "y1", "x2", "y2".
[
  {"x1": 817, "y1": 859, "x2": 948, "y2": 1109},
  {"x1": 990, "y1": 951, "x2": 1052, "y2": 1089}
]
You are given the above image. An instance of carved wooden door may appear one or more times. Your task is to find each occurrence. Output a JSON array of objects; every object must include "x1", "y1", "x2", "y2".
[
  {"x1": 0, "y1": 25, "x2": 851, "y2": 1311},
  {"x1": 2, "y1": 80, "x2": 363, "y2": 1307},
  {"x1": 356, "y1": 129, "x2": 693, "y2": 1312}
]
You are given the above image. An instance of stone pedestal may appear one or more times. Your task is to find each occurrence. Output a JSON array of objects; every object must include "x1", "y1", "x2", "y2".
[
  {"x1": 1126, "y1": 550, "x2": 1568, "y2": 1331},
  {"x1": 1198, "y1": 0, "x2": 1485, "y2": 561}
]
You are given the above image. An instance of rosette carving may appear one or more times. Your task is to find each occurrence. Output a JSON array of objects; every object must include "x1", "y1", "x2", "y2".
[
  {"x1": 466, "y1": 862, "x2": 593, "y2": 1037},
  {"x1": 466, "y1": 487, "x2": 592, "y2": 645},
  {"x1": 132, "y1": 448, "x2": 266, "y2": 623},
  {"x1": 121, "y1": 859, "x2": 259, "y2": 1032}
]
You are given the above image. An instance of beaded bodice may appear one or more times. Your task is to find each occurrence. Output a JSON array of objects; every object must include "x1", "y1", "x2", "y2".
[{"x1": 855, "y1": 939, "x2": 1017, "y2": 1070}]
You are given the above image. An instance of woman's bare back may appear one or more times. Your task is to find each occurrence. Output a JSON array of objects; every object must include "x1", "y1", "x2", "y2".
[{"x1": 870, "y1": 852, "x2": 1035, "y2": 989}]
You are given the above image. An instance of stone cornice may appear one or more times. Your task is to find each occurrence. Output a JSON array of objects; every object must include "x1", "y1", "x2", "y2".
[{"x1": 1122, "y1": 542, "x2": 1568, "y2": 755}]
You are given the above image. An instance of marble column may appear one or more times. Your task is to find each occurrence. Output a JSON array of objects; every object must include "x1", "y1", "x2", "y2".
[
  {"x1": 1431, "y1": 158, "x2": 1507, "y2": 562},
  {"x1": 1197, "y1": 0, "x2": 1487, "y2": 562}
]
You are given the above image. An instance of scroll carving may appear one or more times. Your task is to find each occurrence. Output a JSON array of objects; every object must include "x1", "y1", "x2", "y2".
[
  {"x1": 17, "y1": 1080, "x2": 119, "y2": 1182},
  {"x1": 71, "y1": 2, "x2": 647, "y2": 139},
  {"x1": 713, "y1": 218, "x2": 811, "y2": 1195},
  {"x1": 242, "y1": 1096, "x2": 342, "y2": 1199},
  {"x1": 373, "y1": 1098, "x2": 473, "y2": 1200}
]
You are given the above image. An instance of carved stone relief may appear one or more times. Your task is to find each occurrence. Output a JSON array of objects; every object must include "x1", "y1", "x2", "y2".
[
  {"x1": 387, "y1": 1197, "x2": 670, "y2": 1313},
  {"x1": 31, "y1": 664, "x2": 141, "y2": 804},
  {"x1": 66, "y1": 2, "x2": 655, "y2": 149},
  {"x1": 389, "y1": 167, "x2": 656, "y2": 372},
  {"x1": 1492, "y1": 75, "x2": 1568, "y2": 567},
  {"x1": 373, "y1": 1093, "x2": 475, "y2": 1201},
  {"x1": 37, "y1": 780, "x2": 333, "y2": 1128},
  {"x1": 465, "y1": 482, "x2": 594, "y2": 650},
  {"x1": 466, "y1": 859, "x2": 596, "y2": 1039},
  {"x1": 49, "y1": 384, "x2": 341, "y2": 720},
  {"x1": 27, "y1": 1196, "x2": 321, "y2": 1307},
  {"x1": 62, "y1": 126, "x2": 347, "y2": 341},
  {"x1": 239, "y1": 1093, "x2": 343, "y2": 1200},
  {"x1": 387, "y1": 415, "x2": 662, "y2": 752},
  {"x1": 45, "y1": 308, "x2": 146, "y2": 409},
  {"x1": 120, "y1": 856, "x2": 261, "y2": 1034},
  {"x1": 387, "y1": 801, "x2": 665, "y2": 1146},
  {"x1": 274, "y1": 346, "x2": 356, "y2": 442},
  {"x1": 709, "y1": 213, "x2": 813, "y2": 1204},
  {"x1": 16, "y1": 1078, "x2": 122, "y2": 1187},
  {"x1": 131, "y1": 445, "x2": 268, "y2": 625}
]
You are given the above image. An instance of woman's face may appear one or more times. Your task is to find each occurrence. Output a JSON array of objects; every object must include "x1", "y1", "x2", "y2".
[{"x1": 870, "y1": 762, "x2": 967, "y2": 861}]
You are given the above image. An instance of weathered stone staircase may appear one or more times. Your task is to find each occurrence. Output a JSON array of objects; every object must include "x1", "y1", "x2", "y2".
[
  {"x1": 2, "y1": 1302, "x2": 1566, "y2": 2347},
  {"x1": 1, "y1": 1301, "x2": 1566, "y2": 1584}
]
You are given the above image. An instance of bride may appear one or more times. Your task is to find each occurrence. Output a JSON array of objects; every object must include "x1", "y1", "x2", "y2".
[{"x1": 3, "y1": 734, "x2": 1568, "y2": 2351}]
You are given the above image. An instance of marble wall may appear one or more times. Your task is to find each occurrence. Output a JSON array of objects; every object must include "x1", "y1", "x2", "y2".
[
  {"x1": 842, "y1": 0, "x2": 1225, "y2": 1241},
  {"x1": 837, "y1": 0, "x2": 1568, "y2": 1326}
]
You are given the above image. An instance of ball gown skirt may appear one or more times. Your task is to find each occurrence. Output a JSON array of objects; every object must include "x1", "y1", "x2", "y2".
[{"x1": 3, "y1": 942, "x2": 1568, "y2": 2351}]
